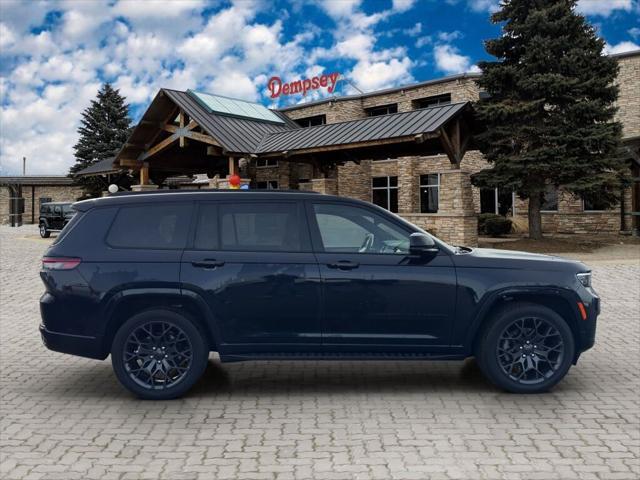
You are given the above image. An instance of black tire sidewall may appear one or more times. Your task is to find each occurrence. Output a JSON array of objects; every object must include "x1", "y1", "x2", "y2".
[
  {"x1": 40, "y1": 224, "x2": 50, "y2": 238},
  {"x1": 478, "y1": 304, "x2": 575, "y2": 394},
  {"x1": 111, "y1": 309, "x2": 208, "y2": 400}
]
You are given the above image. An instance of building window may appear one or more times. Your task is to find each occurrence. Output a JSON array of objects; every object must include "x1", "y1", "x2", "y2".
[
  {"x1": 583, "y1": 191, "x2": 609, "y2": 211},
  {"x1": 372, "y1": 176, "x2": 398, "y2": 213},
  {"x1": 295, "y1": 115, "x2": 326, "y2": 128},
  {"x1": 419, "y1": 174, "x2": 440, "y2": 213},
  {"x1": 256, "y1": 180, "x2": 278, "y2": 190},
  {"x1": 479, "y1": 91, "x2": 491, "y2": 100},
  {"x1": 412, "y1": 93, "x2": 451, "y2": 109},
  {"x1": 256, "y1": 158, "x2": 278, "y2": 168},
  {"x1": 365, "y1": 103, "x2": 398, "y2": 116},
  {"x1": 541, "y1": 185, "x2": 558, "y2": 211}
]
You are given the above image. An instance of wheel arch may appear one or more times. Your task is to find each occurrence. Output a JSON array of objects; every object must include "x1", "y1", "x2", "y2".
[
  {"x1": 468, "y1": 289, "x2": 582, "y2": 361},
  {"x1": 101, "y1": 289, "x2": 219, "y2": 356}
]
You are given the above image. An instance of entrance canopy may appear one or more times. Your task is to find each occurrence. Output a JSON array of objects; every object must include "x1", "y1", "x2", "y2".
[{"x1": 115, "y1": 88, "x2": 475, "y2": 185}]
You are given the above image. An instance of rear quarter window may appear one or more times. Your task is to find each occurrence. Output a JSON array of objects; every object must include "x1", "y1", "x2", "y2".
[{"x1": 106, "y1": 203, "x2": 191, "y2": 250}]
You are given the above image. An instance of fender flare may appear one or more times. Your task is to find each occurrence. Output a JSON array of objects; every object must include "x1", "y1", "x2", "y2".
[
  {"x1": 100, "y1": 287, "x2": 221, "y2": 355},
  {"x1": 464, "y1": 285, "x2": 582, "y2": 349}
]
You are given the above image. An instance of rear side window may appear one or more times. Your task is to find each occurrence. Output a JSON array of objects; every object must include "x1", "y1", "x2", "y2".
[
  {"x1": 220, "y1": 202, "x2": 303, "y2": 252},
  {"x1": 107, "y1": 204, "x2": 191, "y2": 249}
]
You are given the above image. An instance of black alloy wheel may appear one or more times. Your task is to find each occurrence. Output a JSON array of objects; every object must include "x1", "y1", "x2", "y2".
[
  {"x1": 496, "y1": 316, "x2": 564, "y2": 384},
  {"x1": 476, "y1": 302, "x2": 575, "y2": 393},
  {"x1": 39, "y1": 223, "x2": 50, "y2": 238},
  {"x1": 111, "y1": 309, "x2": 209, "y2": 400}
]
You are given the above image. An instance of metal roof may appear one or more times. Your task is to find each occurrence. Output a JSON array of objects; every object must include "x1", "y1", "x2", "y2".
[
  {"x1": 0, "y1": 176, "x2": 75, "y2": 186},
  {"x1": 74, "y1": 157, "x2": 119, "y2": 177},
  {"x1": 162, "y1": 89, "x2": 296, "y2": 153},
  {"x1": 257, "y1": 102, "x2": 468, "y2": 154}
]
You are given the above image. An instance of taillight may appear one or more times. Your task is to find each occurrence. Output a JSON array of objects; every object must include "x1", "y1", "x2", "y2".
[{"x1": 42, "y1": 257, "x2": 81, "y2": 270}]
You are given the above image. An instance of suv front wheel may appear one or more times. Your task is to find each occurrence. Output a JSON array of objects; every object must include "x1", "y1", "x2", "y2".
[
  {"x1": 476, "y1": 302, "x2": 575, "y2": 393},
  {"x1": 111, "y1": 309, "x2": 209, "y2": 400}
]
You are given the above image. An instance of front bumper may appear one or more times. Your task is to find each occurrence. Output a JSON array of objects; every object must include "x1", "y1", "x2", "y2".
[{"x1": 39, "y1": 324, "x2": 106, "y2": 360}]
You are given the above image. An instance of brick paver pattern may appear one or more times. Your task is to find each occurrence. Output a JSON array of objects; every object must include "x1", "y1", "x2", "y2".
[{"x1": 1, "y1": 225, "x2": 639, "y2": 480}]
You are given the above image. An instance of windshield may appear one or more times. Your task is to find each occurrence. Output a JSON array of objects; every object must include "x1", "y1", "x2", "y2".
[{"x1": 62, "y1": 204, "x2": 74, "y2": 214}]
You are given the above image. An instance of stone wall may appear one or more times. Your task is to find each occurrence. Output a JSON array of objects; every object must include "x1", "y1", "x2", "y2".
[
  {"x1": 0, "y1": 185, "x2": 84, "y2": 225},
  {"x1": 615, "y1": 52, "x2": 640, "y2": 140}
]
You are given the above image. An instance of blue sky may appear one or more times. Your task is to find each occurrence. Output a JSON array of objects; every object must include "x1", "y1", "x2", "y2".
[{"x1": 1, "y1": 0, "x2": 638, "y2": 175}]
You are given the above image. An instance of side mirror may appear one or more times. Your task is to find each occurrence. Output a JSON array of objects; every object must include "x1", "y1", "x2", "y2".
[{"x1": 409, "y1": 232, "x2": 439, "y2": 256}]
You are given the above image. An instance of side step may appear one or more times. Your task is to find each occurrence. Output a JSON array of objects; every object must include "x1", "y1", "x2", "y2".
[{"x1": 220, "y1": 351, "x2": 466, "y2": 363}]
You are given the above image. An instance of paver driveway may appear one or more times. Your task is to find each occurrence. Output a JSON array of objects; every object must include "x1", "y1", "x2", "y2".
[{"x1": 1, "y1": 225, "x2": 639, "y2": 480}]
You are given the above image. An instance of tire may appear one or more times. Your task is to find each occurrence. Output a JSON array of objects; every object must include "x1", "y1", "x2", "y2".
[
  {"x1": 475, "y1": 302, "x2": 575, "y2": 394},
  {"x1": 39, "y1": 223, "x2": 50, "y2": 238},
  {"x1": 111, "y1": 309, "x2": 209, "y2": 400}
]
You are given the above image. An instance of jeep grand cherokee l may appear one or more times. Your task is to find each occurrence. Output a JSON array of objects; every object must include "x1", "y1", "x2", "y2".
[{"x1": 39, "y1": 190, "x2": 599, "y2": 399}]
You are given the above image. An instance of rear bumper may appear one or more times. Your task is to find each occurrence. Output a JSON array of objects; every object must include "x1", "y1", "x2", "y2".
[{"x1": 39, "y1": 324, "x2": 107, "y2": 360}]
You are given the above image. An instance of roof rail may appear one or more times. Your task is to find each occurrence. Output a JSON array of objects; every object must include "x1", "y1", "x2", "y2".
[{"x1": 109, "y1": 188, "x2": 320, "y2": 196}]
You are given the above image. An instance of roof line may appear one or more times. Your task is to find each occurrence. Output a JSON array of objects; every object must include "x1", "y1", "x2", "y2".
[
  {"x1": 260, "y1": 101, "x2": 469, "y2": 146},
  {"x1": 277, "y1": 73, "x2": 481, "y2": 112}
]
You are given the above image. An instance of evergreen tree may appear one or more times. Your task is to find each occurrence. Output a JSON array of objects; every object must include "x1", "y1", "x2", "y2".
[
  {"x1": 69, "y1": 83, "x2": 132, "y2": 196},
  {"x1": 472, "y1": 0, "x2": 625, "y2": 239}
]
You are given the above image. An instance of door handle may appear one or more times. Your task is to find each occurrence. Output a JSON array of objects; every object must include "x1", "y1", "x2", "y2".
[
  {"x1": 327, "y1": 260, "x2": 360, "y2": 270},
  {"x1": 191, "y1": 259, "x2": 225, "y2": 269}
]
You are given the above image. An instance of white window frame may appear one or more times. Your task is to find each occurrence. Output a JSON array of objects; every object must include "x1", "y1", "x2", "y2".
[
  {"x1": 256, "y1": 158, "x2": 278, "y2": 168},
  {"x1": 419, "y1": 173, "x2": 440, "y2": 213},
  {"x1": 371, "y1": 176, "x2": 398, "y2": 211}
]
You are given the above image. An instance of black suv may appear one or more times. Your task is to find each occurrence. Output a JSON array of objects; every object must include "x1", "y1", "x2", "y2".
[
  {"x1": 39, "y1": 202, "x2": 74, "y2": 238},
  {"x1": 40, "y1": 191, "x2": 599, "y2": 399}
]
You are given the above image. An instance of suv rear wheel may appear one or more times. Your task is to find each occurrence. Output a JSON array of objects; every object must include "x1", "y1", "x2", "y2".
[
  {"x1": 111, "y1": 309, "x2": 209, "y2": 400},
  {"x1": 476, "y1": 302, "x2": 575, "y2": 393},
  {"x1": 39, "y1": 223, "x2": 50, "y2": 238}
]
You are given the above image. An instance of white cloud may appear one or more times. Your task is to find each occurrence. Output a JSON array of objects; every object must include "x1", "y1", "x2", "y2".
[
  {"x1": 415, "y1": 36, "x2": 432, "y2": 48},
  {"x1": 351, "y1": 57, "x2": 413, "y2": 91},
  {"x1": 392, "y1": 0, "x2": 416, "y2": 13},
  {"x1": 576, "y1": 0, "x2": 633, "y2": 17},
  {"x1": 434, "y1": 44, "x2": 476, "y2": 74},
  {"x1": 604, "y1": 40, "x2": 640, "y2": 54},
  {"x1": 467, "y1": 0, "x2": 500, "y2": 13},
  {"x1": 437, "y1": 31, "x2": 463, "y2": 42},
  {"x1": 318, "y1": 0, "x2": 362, "y2": 19},
  {"x1": 629, "y1": 27, "x2": 640, "y2": 39},
  {"x1": 404, "y1": 22, "x2": 422, "y2": 37}
]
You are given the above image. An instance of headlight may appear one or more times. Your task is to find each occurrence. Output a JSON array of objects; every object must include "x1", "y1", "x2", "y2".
[{"x1": 576, "y1": 272, "x2": 592, "y2": 288}]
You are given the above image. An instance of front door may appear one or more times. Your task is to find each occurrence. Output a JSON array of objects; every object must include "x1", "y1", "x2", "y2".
[
  {"x1": 181, "y1": 200, "x2": 322, "y2": 354},
  {"x1": 307, "y1": 201, "x2": 457, "y2": 352},
  {"x1": 52, "y1": 205, "x2": 64, "y2": 229}
]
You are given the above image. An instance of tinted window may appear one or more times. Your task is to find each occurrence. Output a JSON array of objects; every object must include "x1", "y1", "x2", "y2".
[
  {"x1": 313, "y1": 203, "x2": 409, "y2": 254},
  {"x1": 220, "y1": 203, "x2": 302, "y2": 252},
  {"x1": 193, "y1": 203, "x2": 219, "y2": 250},
  {"x1": 107, "y1": 203, "x2": 191, "y2": 249}
]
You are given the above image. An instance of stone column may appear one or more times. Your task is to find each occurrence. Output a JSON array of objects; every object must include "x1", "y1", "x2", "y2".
[
  {"x1": 397, "y1": 157, "x2": 417, "y2": 213},
  {"x1": 310, "y1": 178, "x2": 338, "y2": 195}
]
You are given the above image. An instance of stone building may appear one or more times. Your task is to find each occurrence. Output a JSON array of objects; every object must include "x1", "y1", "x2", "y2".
[
  {"x1": 109, "y1": 50, "x2": 639, "y2": 246},
  {"x1": 0, "y1": 176, "x2": 84, "y2": 225}
]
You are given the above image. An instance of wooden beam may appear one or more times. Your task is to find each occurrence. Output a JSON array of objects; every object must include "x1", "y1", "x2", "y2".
[
  {"x1": 184, "y1": 130, "x2": 221, "y2": 147},
  {"x1": 163, "y1": 124, "x2": 179, "y2": 133},
  {"x1": 119, "y1": 159, "x2": 141, "y2": 168},
  {"x1": 178, "y1": 110, "x2": 186, "y2": 147},
  {"x1": 228, "y1": 156, "x2": 236, "y2": 175},
  {"x1": 140, "y1": 163, "x2": 149, "y2": 185},
  {"x1": 139, "y1": 133, "x2": 179, "y2": 161},
  {"x1": 439, "y1": 127, "x2": 458, "y2": 165},
  {"x1": 185, "y1": 120, "x2": 198, "y2": 131},
  {"x1": 146, "y1": 106, "x2": 178, "y2": 149}
]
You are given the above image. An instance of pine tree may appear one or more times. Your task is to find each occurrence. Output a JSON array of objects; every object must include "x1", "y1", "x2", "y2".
[
  {"x1": 69, "y1": 83, "x2": 132, "y2": 196},
  {"x1": 471, "y1": 0, "x2": 625, "y2": 239}
]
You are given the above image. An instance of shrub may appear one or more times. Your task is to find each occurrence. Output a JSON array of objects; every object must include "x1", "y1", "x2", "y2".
[
  {"x1": 478, "y1": 213, "x2": 500, "y2": 234},
  {"x1": 484, "y1": 215, "x2": 512, "y2": 237}
]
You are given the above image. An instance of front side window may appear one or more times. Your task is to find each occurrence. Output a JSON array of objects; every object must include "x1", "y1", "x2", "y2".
[
  {"x1": 220, "y1": 203, "x2": 303, "y2": 252},
  {"x1": 420, "y1": 174, "x2": 440, "y2": 213},
  {"x1": 313, "y1": 203, "x2": 409, "y2": 255},
  {"x1": 541, "y1": 185, "x2": 558, "y2": 211},
  {"x1": 371, "y1": 176, "x2": 398, "y2": 212},
  {"x1": 107, "y1": 203, "x2": 191, "y2": 249}
]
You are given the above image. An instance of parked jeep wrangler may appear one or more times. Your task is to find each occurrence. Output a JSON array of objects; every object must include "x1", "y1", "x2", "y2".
[
  {"x1": 40, "y1": 190, "x2": 599, "y2": 399},
  {"x1": 39, "y1": 202, "x2": 74, "y2": 238}
]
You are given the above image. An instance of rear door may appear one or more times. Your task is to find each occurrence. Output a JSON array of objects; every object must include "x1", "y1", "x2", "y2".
[{"x1": 180, "y1": 200, "x2": 322, "y2": 354}]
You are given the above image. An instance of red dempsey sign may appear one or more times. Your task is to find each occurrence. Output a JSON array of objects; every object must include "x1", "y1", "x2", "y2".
[{"x1": 268, "y1": 72, "x2": 340, "y2": 98}]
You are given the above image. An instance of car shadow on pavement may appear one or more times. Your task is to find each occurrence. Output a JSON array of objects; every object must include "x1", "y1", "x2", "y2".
[{"x1": 186, "y1": 357, "x2": 495, "y2": 397}]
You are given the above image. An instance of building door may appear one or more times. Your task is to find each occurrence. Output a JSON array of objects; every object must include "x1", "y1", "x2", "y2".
[
  {"x1": 308, "y1": 201, "x2": 456, "y2": 351},
  {"x1": 180, "y1": 201, "x2": 322, "y2": 353}
]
